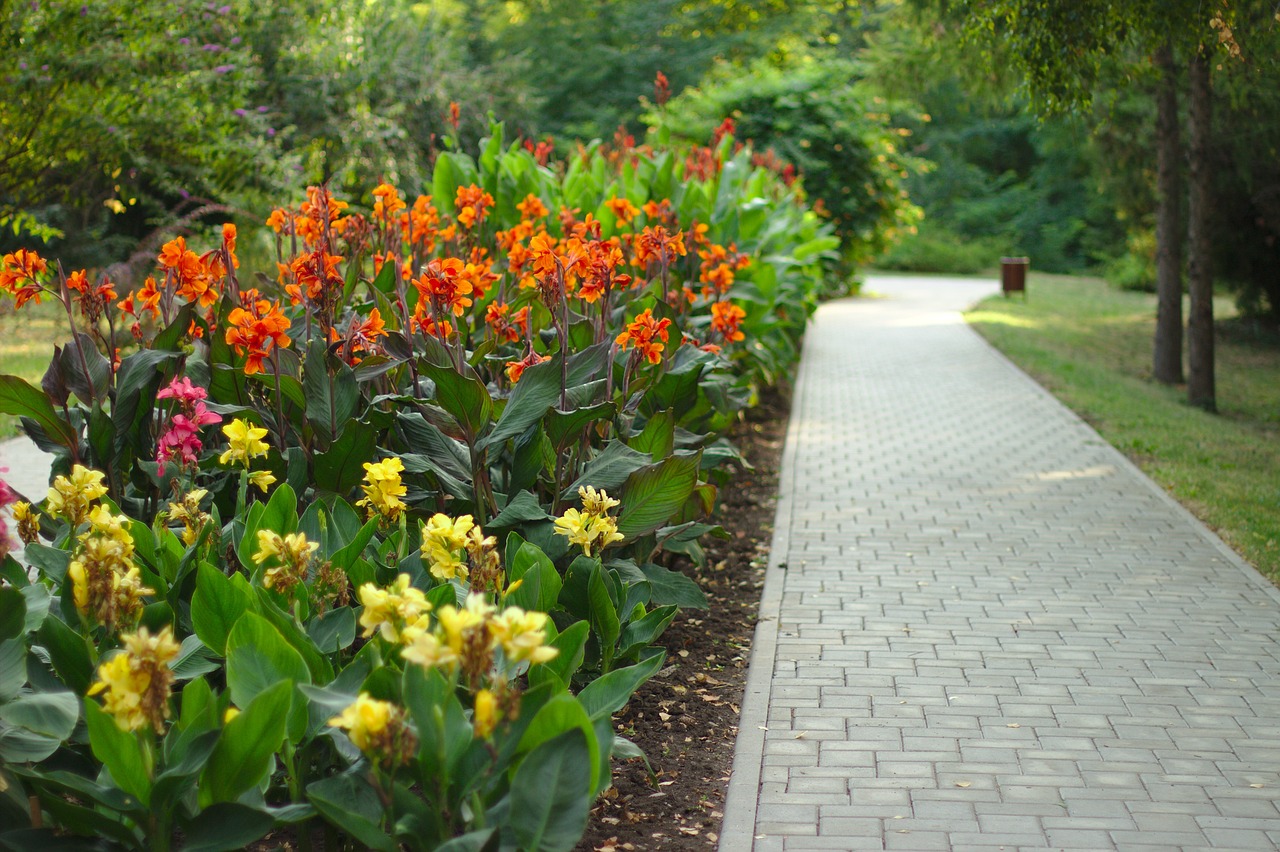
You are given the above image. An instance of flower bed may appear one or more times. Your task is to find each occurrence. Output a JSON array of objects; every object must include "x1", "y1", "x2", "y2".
[{"x1": 0, "y1": 120, "x2": 835, "y2": 851}]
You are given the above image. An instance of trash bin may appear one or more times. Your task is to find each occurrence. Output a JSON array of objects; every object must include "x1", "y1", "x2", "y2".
[{"x1": 1001, "y1": 257, "x2": 1029, "y2": 297}]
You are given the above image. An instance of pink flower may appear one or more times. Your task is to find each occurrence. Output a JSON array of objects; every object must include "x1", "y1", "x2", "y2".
[
  {"x1": 156, "y1": 376, "x2": 208, "y2": 404},
  {"x1": 0, "y1": 468, "x2": 13, "y2": 560},
  {"x1": 154, "y1": 381, "x2": 221, "y2": 476}
]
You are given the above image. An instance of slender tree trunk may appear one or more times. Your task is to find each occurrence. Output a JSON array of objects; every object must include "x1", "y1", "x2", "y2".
[
  {"x1": 1153, "y1": 42, "x2": 1184, "y2": 384},
  {"x1": 1187, "y1": 49, "x2": 1216, "y2": 411}
]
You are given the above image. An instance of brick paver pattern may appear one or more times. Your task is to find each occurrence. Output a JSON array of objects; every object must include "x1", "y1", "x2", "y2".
[{"x1": 721, "y1": 277, "x2": 1280, "y2": 851}]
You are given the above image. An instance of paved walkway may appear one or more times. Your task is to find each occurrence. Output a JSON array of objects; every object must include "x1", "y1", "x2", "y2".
[
  {"x1": 721, "y1": 275, "x2": 1280, "y2": 851},
  {"x1": 0, "y1": 435, "x2": 53, "y2": 502}
]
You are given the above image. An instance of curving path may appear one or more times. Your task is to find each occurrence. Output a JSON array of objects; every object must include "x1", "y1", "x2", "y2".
[{"x1": 720, "y1": 275, "x2": 1280, "y2": 851}]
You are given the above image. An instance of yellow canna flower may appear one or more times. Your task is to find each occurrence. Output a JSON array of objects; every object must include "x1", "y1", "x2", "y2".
[
  {"x1": 421, "y1": 513, "x2": 477, "y2": 582},
  {"x1": 357, "y1": 574, "x2": 431, "y2": 642},
  {"x1": 219, "y1": 418, "x2": 270, "y2": 468},
  {"x1": 12, "y1": 501, "x2": 39, "y2": 544},
  {"x1": 68, "y1": 560, "x2": 90, "y2": 616},
  {"x1": 328, "y1": 693, "x2": 417, "y2": 769},
  {"x1": 578, "y1": 485, "x2": 620, "y2": 516},
  {"x1": 328, "y1": 692, "x2": 393, "y2": 752},
  {"x1": 46, "y1": 464, "x2": 108, "y2": 526},
  {"x1": 88, "y1": 625, "x2": 181, "y2": 732},
  {"x1": 255, "y1": 530, "x2": 318, "y2": 596},
  {"x1": 400, "y1": 624, "x2": 460, "y2": 671},
  {"x1": 223, "y1": 706, "x2": 240, "y2": 724},
  {"x1": 248, "y1": 470, "x2": 276, "y2": 492},
  {"x1": 553, "y1": 488, "x2": 625, "y2": 557},
  {"x1": 167, "y1": 489, "x2": 211, "y2": 546},
  {"x1": 473, "y1": 688, "x2": 498, "y2": 738},
  {"x1": 587, "y1": 513, "x2": 624, "y2": 553},
  {"x1": 552, "y1": 508, "x2": 593, "y2": 553},
  {"x1": 356, "y1": 457, "x2": 408, "y2": 524},
  {"x1": 85, "y1": 505, "x2": 135, "y2": 549},
  {"x1": 491, "y1": 606, "x2": 559, "y2": 666}
]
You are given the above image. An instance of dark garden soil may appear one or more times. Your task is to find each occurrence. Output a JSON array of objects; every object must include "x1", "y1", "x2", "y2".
[{"x1": 576, "y1": 386, "x2": 790, "y2": 852}]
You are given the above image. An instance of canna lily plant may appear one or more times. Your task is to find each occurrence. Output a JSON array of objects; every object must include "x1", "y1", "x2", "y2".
[{"x1": 0, "y1": 111, "x2": 837, "y2": 850}]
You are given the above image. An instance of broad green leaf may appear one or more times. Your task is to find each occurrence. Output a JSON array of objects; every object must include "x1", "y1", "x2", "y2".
[
  {"x1": 308, "y1": 771, "x2": 398, "y2": 852},
  {"x1": 182, "y1": 802, "x2": 275, "y2": 852},
  {"x1": 330, "y1": 517, "x2": 378, "y2": 572},
  {"x1": 171, "y1": 634, "x2": 221, "y2": 681},
  {"x1": 0, "y1": 726, "x2": 62, "y2": 763},
  {"x1": 402, "y1": 664, "x2": 471, "y2": 777},
  {"x1": 111, "y1": 349, "x2": 178, "y2": 447},
  {"x1": 59, "y1": 333, "x2": 111, "y2": 404},
  {"x1": 505, "y1": 543, "x2": 561, "y2": 614},
  {"x1": 532, "y1": 620, "x2": 589, "y2": 689},
  {"x1": 252, "y1": 589, "x2": 333, "y2": 685},
  {"x1": 304, "y1": 340, "x2": 359, "y2": 448},
  {"x1": 482, "y1": 343, "x2": 611, "y2": 451},
  {"x1": 307, "y1": 607, "x2": 357, "y2": 654},
  {"x1": 36, "y1": 615, "x2": 92, "y2": 694},
  {"x1": 629, "y1": 409, "x2": 675, "y2": 461},
  {"x1": 435, "y1": 829, "x2": 498, "y2": 852},
  {"x1": 577, "y1": 653, "x2": 663, "y2": 721},
  {"x1": 22, "y1": 542, "x2": 70, "y2": 584},
  {"x1": 237, "y1": 482, "x2": 298, "y2": 570},
  {"x1": 544, "y1": 402, "x2": 615, "y2": 451},
  {"x1": 200, "y1": 680, "x2": 291, "y2": 805},
  {"x1": 151, "y1": 729, "x2": 220, "y2": 813},
  {"x1": 618, "y1": 605, "x2": 680, "y2": 662},
  {"x1": 314, "y1": 422, "x2": 378, "y2": 494},
  {"x1": 0, "y1": 691, "x2": 78, "y2": 739},
  {"x1": 587, "y1": 563, "x2": 621, "y2": 671},
  {"x1": 190, "y1": 563, "x2": 255, "y2": 656},
  {"x1": 0, "y1": 639, "x2": 26, "y2": 703},
  {"x1": 0, "y1": 587, "x2": 24, "y2": 639},
  {"x1": 83, "y1": 699, "x2": 151, "y2": 806},
  {"x1": 421, "y1": 362, "x2": 491, "y2": 441},
  {"x1": 485, "y1": 490, "x2": 551, "y2": 529},
  {"x1": 509, "y1": 729, "x2": 592, "y2": 852},
  {"x1": 563, "y1": 441, "x2": 652, "y2": 498},
  {"x1": 617, "y1": 452, "x2": 703, "y2": 540},
  {"x1": 639, "y1": 563, "x2": 709, "y2": 609},
  {"x1": 19, "y1": 585, "x2": 50, "y2": 634},
  {"x1": 225, "y1": 612, "x2": 311, "y2": 711}
]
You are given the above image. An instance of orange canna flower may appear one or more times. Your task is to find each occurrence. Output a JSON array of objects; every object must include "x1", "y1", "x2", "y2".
[
  {"x1": 460, "y1": 259, "x2": 499, "y2": 302},
  {"x1": 485, "y1": 302, "x2": 521, "y2": 343},
  {"x1": 635, "y1": 225, "x2": 687, "y2": 269},
  {"x1": 414, "y1": 257, "x2": 472, "y2": 317},
  {"x1": 371, "y1": 183, "x2": 406, "y2": 222},
  {"x1": 265, "y1": 209, "x2": 290, "y2": 233},
  {"x1": 225, "y1": 289, "x2": 292, "y2": 375},
  {"x1": 288, "y1": 251, "x2": 344, "y2": 305},
  {"x1": 454, "y1": 185, "x2": 495, "y2": 230},
  {"x1": 605, "y1": 197, "x2": 639, "y2": 226},
  {"x1": 505, "y1": 350, "x2": 550, "y2": 383},
  {"x1": 616, "y1": 309, "x2": 672, "y2": 365},
  {"x1": 516, "y1": 194, "x2": 549, "y2": 221},
  {"x1": 222, "y1": 223, "x2": 239, "y2": 269},
  {"x1": 710, "y1": 300, "x2": 746, "y2": 344}
]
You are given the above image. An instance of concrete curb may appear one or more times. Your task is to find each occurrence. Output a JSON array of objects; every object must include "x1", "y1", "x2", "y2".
[{"x1": 717, "y1": 312, "x2": 814, "y2": 851}]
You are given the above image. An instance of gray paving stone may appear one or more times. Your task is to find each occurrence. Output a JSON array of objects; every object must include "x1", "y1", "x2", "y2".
[{"x1": 718, "y1": 275, "x2": 1280, "y2": 851}]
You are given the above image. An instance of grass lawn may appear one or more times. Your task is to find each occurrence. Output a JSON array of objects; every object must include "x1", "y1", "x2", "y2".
[
  {"x1": 0, "y1": 299, "x2": 65, "y2": 440},
  {"x1": 967, "y1": 272, "x2": 1280, "y2": 585}
]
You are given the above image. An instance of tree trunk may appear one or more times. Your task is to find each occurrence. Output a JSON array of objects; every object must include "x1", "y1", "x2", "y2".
[
  {"x1": 1153, "y1": 41, "x2": 1183, "y2": 385},
  {"x1": 1187, "y1": 49, "x2": 1215, "y2": 411}
]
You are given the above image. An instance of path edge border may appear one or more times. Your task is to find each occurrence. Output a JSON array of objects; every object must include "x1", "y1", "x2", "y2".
[{"x1": 717, "y1": 315, "x2": 815, "y2": 851}]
